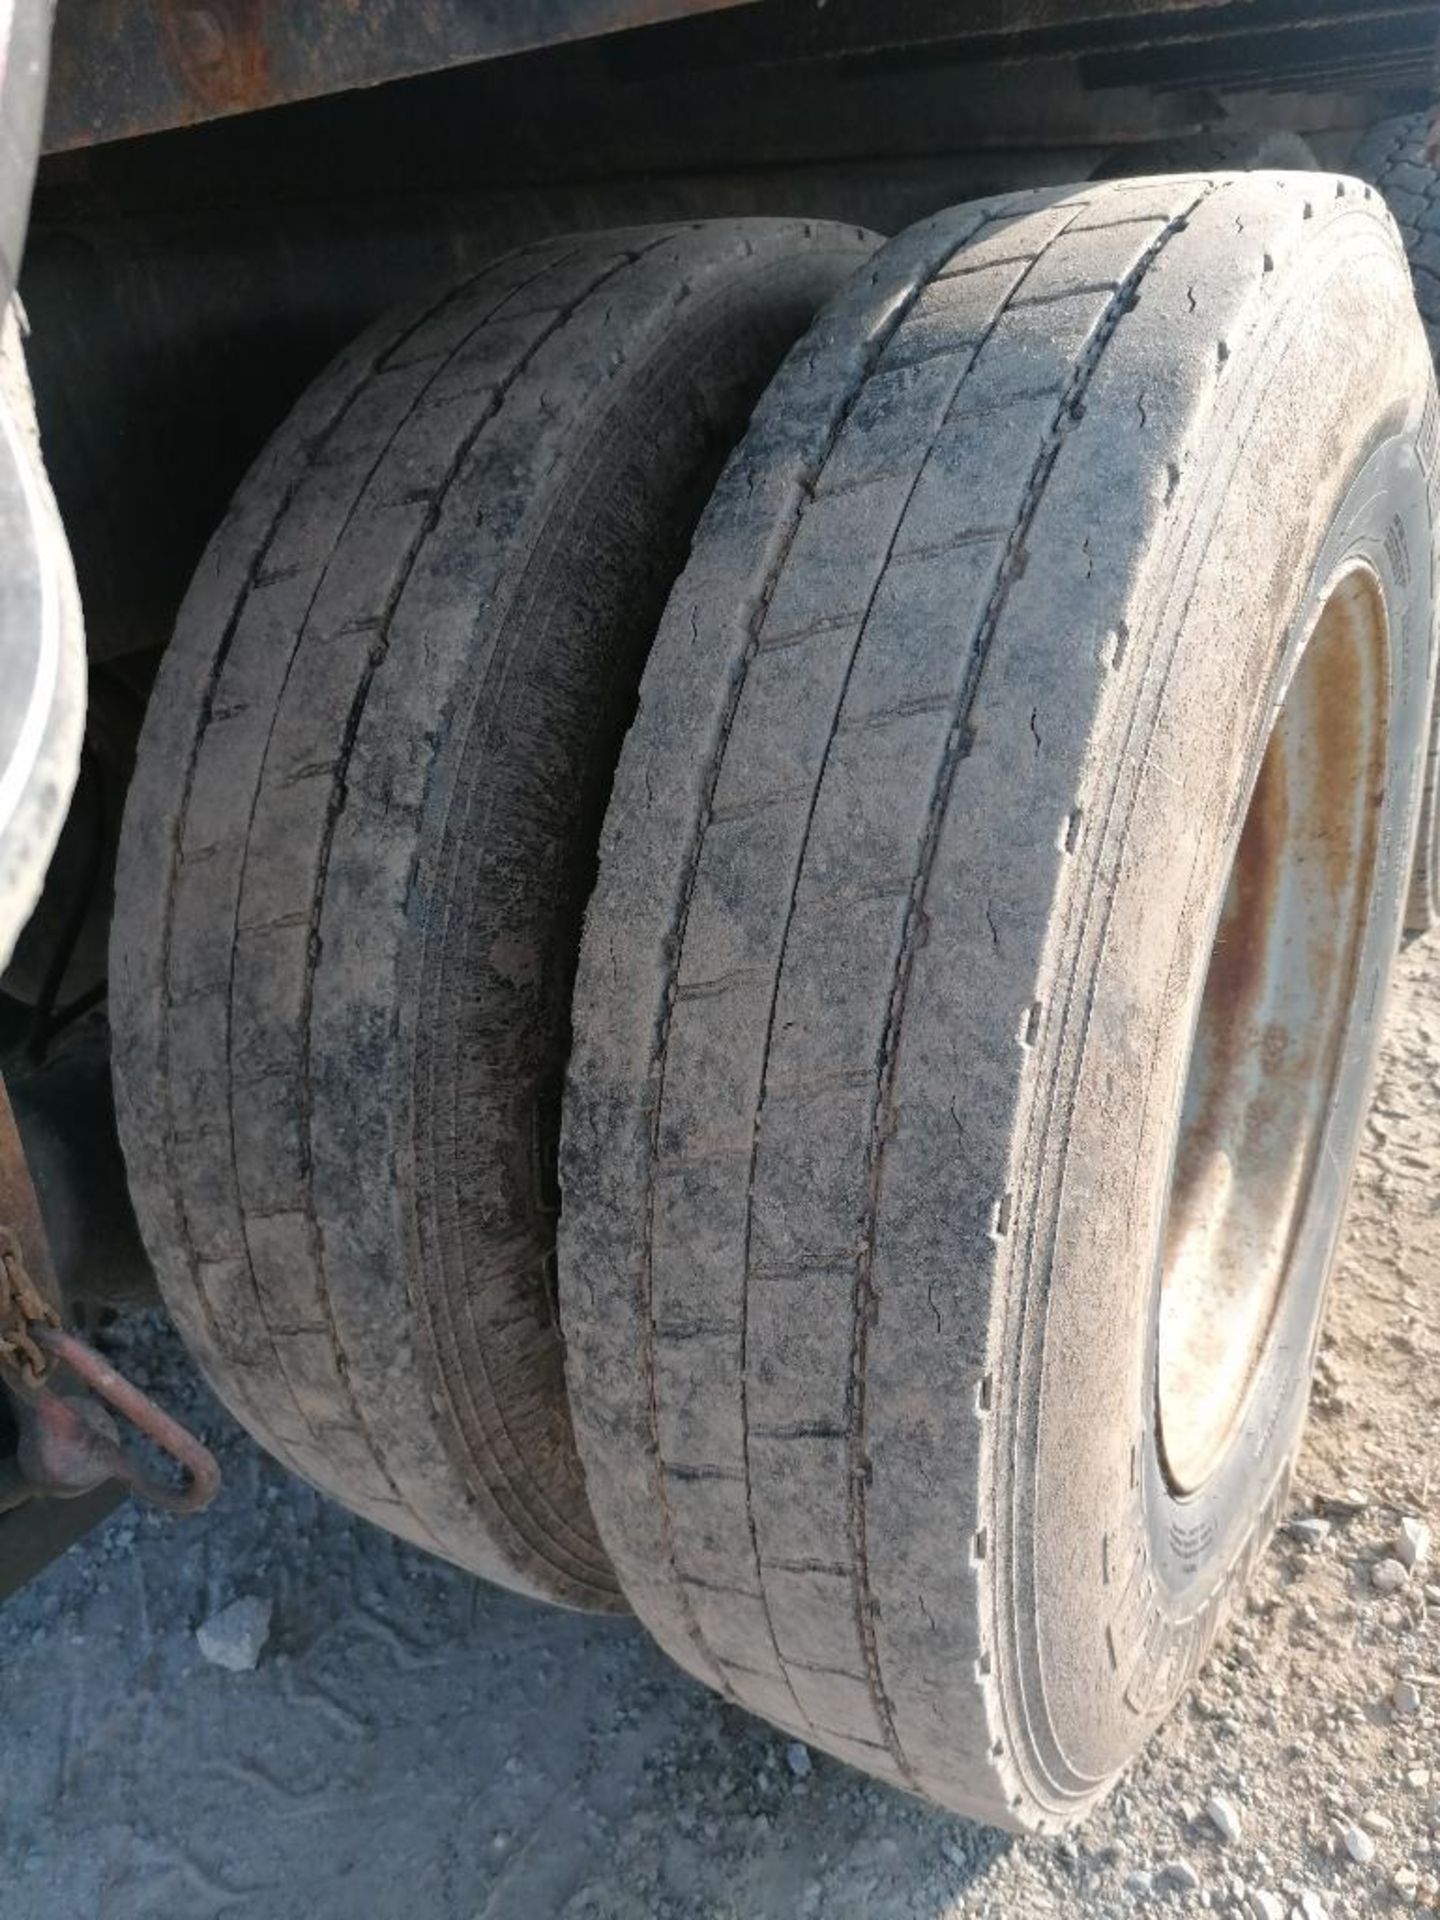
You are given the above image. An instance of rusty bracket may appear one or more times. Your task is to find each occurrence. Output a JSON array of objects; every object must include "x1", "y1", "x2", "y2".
[
  {"x1": 5, "y1": 1324, "x2": 220, "y2": 1514},
  {"x1": 0, "y1": 1071, "x2": 219, "y2": 1517}
]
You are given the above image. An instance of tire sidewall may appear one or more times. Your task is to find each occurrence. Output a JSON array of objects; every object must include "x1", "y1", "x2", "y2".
[
  {"x1": 1001, "y1": 267, "x2": 1436, "y2": 1811},
  {"x1": 1136, "y1": 431, "x2": 1433, "y2": 1618}
]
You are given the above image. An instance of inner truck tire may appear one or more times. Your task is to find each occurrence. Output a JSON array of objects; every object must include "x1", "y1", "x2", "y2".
[
  {"x1": 110, "y1": 219, "x2": 877, "y2": 1609},
  {"x1": 559, "y1": 175, "x2": 1436, "y2": 1819},
  {"x1": 1352, "y1": 111, "x2": 1440, "y2": 936}
]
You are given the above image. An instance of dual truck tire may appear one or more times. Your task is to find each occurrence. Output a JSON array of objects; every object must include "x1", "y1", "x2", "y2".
[{"x1": 112, "y1": 177, "x2": 1437, "y2": 1828}]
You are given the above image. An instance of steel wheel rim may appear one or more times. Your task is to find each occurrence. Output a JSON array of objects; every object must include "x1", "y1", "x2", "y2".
[{"x1": 1158, "y1": 566, "x2": 1390, "y2": 1495}]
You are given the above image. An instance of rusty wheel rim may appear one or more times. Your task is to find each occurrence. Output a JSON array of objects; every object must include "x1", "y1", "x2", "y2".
[{"x1": 1158, "y1": 566, "x2": 1390, "y2": 1495}]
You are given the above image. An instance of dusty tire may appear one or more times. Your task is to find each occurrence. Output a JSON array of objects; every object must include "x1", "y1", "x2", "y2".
[
  {"x1": 110, "y1": 220, "x2": 877, "y2": 1608},
  {"x1": 1352, "y1": 112, "x2": 1440, "y2": 934},
  {"x1": 1095, "y1": 128, "x2": 1318, "y2": 180},
  {"x1": 560, "y1": 176, "x2": 1436, "y2": 1820}
]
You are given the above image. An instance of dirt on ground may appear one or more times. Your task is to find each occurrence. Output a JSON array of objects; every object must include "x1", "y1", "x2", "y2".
[{"x1": 3, "y1": 941, "x2": 1439, "y2": 1920}]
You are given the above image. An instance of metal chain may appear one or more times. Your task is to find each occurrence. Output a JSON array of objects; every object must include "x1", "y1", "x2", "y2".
[{"x1": 0, "y1": 1222, "x2": 60, "y2": 1382}]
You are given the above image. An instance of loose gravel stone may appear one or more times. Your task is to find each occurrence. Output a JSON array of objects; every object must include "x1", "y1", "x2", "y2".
[
  {"x1": 1246, "y1": 1892, "x2": 1284, "y2": 1920},
  {"x1": 195, "y1": 1595, "x2": 273, "y2": 1673},
  {"x1": 1289, "y1": 1518, "x2": 1331, "y2": 1550},
  {"x1": 1394, "y1": 1680, "x2": 1422, "y2": 1717},
  {"x1": 1396, "y1": 1519, "x2": 1432, "y2": 1570},
  {"x1": 1392, "y1": 1863, "x2": 1420, "y2": 1906},
  {"x1": 1207, "y1": 1795, "x2": 1243, "y2": 1844},
  {"x1": 785, "y1": 1743, "x2": 812, "y2": 1781},
  {"x1": 1372, "y1": 1559, "x2": 1410, "y2": 1594},
  {"x1": 1341, "y1": 1822, "x2": 1377, "y2": 1865},
  {"x1": 1159, "y1": 1860, "x2": 1202, "y2": 1893}
]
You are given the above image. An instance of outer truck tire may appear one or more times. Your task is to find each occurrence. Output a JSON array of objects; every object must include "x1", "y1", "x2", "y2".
[{"x1": 559, "y1": 175, "x2": 1436, "y2": 1820}]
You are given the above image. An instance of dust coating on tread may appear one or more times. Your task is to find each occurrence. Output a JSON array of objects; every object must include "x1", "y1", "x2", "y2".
[
  {"x1": 111, "y1": 220, "x2": 878, "y2": 1608},
  {"x1": 560, "y1": 175, "x2": 1435, "y2": 1822}
]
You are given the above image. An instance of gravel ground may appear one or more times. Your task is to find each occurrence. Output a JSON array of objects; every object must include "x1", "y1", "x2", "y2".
[{"x1": 3, "y1": 940, "x2": 1439, "y2": 1920}]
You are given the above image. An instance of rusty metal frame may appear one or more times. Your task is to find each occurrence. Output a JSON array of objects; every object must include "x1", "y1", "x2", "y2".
[
  {"x1": 42, "y1": 0, "x2": 1440, "y2": 157},
  {"x1": 43, "y1": 0, "x2": 760, "y2": 151},
  {"x1": 41, "y1": 0, "x2": 1257, "y2": 154}
]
